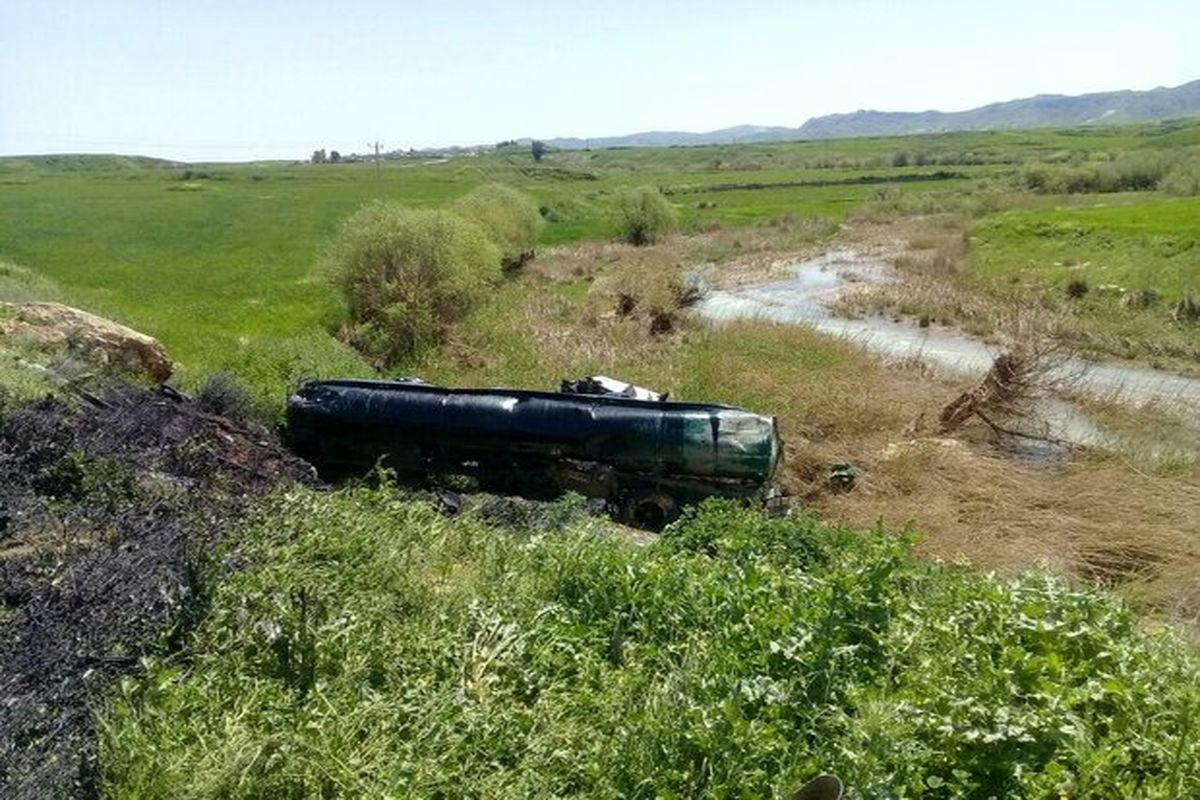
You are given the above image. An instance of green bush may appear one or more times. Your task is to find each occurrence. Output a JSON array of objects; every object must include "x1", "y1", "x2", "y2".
[
  {"x1": 100, "y1": 492, "x2": 1200, "y2": 799},
  {"x1": 453, "y1": 183, "x2": 545, "y2": 271},
  {"x1": 1023, "y1": 154, "x2": 1175, "y2": 195},
  {"x1": 1099, "y1": 153, "x2": 1172, "y2": 192},
  {"x1": 614, "y1": 186, "x2": 677, "y2": 246},
  {"x1": 1161, "y1": 156, "x2": 1200, "y2": 196},
  {"x1": 323, "y1": 202, "x2": 500, "y2": 366}
]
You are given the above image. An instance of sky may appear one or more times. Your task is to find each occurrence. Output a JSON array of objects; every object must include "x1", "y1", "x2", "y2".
[{"x1": 2, "y1": 0, "x2": 1197, "y2": 162}]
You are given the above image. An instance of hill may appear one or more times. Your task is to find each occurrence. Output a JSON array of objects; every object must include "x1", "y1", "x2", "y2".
[{"x1": 545, "y1": 79, "x2": 1200, "y2": 148}]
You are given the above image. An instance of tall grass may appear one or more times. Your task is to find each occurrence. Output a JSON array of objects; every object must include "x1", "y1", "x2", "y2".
[{"x1": 99, "y1": 488, "x2": 1200, "y2": 798}]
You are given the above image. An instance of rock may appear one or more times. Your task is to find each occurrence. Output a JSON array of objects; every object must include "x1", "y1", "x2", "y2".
[{"x1": 0, "y1": 302, "x2": 173, "y2": 382}]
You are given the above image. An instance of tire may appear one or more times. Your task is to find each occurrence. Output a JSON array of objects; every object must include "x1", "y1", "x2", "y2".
[{"x1": 620, "y1": 490, "x2": 680, "y2": 531}]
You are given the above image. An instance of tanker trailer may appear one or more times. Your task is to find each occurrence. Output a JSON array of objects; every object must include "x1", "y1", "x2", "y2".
[{"x1": 285, "y1": 378, "x2": 781, "y2": 527}]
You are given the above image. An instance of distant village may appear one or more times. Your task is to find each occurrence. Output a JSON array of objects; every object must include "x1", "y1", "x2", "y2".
[{"x1": 308, "y1": 140, "x2": 544, "y2": 163}]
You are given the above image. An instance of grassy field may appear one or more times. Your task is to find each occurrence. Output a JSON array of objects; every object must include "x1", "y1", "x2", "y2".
[
  {"x1": 2, "y1": 119, "x2": 1197, "y2": 401},
  {"x1": 4, "y1": 120, "x2": 1200, "y2": 797},
  {"x1": 965, "y1": 197, "x2": 1200, "y2": 368}
]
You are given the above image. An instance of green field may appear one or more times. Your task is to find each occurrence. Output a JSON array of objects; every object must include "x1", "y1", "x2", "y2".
[
  {"x1": 3, "y1": 119, "x2": 1198, "y2": 400},
  {"x1": 5, "y1": 120, "x2": 1200, "y2": 798}
]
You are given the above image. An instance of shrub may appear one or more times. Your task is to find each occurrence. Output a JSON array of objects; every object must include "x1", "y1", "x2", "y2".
[
  {"x1": 1024, "y1": 154, "x2": 1174, "y2": 195},
  {"x1": 1160, "y1": 156, "x2": 1200, "y2": 196},
  {"x1": 452, "y1": 183, "x2": 545, "y2": 271},
  {"x1": 1097, "y1": 153, "x2": 1172, "y2": 192},
  {"x1": 194, "y1": 372, "x2": 257, "y2": 426},
  {"x1": 1122, "y1": 288, "x2": 1160, "y2": 309},
  {"x1": 1064, "y1": 279, "x2": 1089, "y2": 299},
  {"x1": 1173, "y1": 295, "x2": 1200, "y2": 323},
  {"x1": 324, "y1": 202, "x2": 500, "y2": 366},
  {"x1": 614, "y1": 186, "x2": 677, "y2": 246}
]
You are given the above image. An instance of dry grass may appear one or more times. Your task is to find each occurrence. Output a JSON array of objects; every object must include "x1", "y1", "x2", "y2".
[
  {"x1": 528, "y1": 222, "x2": 830, "y2": 287},
  {"x1": 829, "y1": 214, "x2": 1008, "y2": 336},
  {"x1": 824, "y1": 442, "x2": 1200, "y2": 621},
  {"x1": 831, "y1": 278, "x2": 1001, "y2": 337}
]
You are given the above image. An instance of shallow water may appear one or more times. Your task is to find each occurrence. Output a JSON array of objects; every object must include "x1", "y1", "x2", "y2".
[{"x1": 696, "y1": 249, "x2": 1200, "y2": 453}]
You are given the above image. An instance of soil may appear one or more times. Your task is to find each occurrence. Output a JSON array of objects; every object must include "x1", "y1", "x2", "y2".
[{"x1": 0, "y1": 383, "x2": 313, "y2": 799}]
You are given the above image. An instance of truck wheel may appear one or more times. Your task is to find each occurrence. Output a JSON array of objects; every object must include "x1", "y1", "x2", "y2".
[{"x1": 622, "y1": 491, "x2": 680, "y2": 531}]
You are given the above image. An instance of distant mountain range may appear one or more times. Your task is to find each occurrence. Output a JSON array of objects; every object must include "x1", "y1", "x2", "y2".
[{"x1": 544, "y1": 79, "x2": 1200, "y2": 149}]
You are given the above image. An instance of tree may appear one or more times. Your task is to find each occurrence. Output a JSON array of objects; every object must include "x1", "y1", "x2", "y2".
[
  {"x1": 531, "y1": 140, "x2": 547, "y2": 162},
  {"x1": 329, "y1": 150, "x2": 342, "y2": 163},
  {"x1": 311, "y1": 149, "x2": 327, "y2": 164},
  {"x1": 323, "y1": 202, "x2": 501, "y2": 365},
  {"x1": 452, "y1": 183, "x2": 544, "y2": 271},
  {"x1": 615, "y1": 186, "x2": 677, "y2": 246}
]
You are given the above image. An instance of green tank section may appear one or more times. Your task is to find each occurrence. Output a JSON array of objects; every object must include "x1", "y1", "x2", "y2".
[{"x1": 285, "y1": 379, "x2": 781, "y2": 524}]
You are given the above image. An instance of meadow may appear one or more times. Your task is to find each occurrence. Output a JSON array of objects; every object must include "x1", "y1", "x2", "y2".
[
  {"x1": 4, "y1": 119, "x2": 1200, "y2": 797},
  {"x1": 2, "y1": 119, "x2": 1197, "y2": 404}
]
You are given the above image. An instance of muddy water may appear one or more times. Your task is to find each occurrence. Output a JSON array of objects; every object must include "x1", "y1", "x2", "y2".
[{"x1": 696, "y1": 249, "x2": 1200, "y2": 452}]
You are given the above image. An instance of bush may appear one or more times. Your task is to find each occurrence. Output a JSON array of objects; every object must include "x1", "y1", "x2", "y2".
[
  {"x1": 324, "y1": 202, "x2": 500, "y2": 366},
  {"x1": 1161, "y1": 156, "x2": 1200, "y2": 196},
  {"x1": 614, "y1": 186, "x2": 677, "y2": 246},
  {"x1": 1064, "y1": 279, "x2": 1089, "y2": 299},
  {"x1": 452, "y1": 183, "x2": 545, "y2": 271},
  {"x1": 1098, "y1": 153, "x2": 1171, "y2": 192},
  {"x1": 194, "y1": 372, "x2": 257, "y2": 426},
  {"x1": 1023, "y1": 154, "x2": 1175, "y2": 195}
]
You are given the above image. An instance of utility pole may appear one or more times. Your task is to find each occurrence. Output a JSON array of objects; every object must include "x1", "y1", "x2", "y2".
[{"x1": 369, "y1": 141, "x2": 383, "y2": 192}]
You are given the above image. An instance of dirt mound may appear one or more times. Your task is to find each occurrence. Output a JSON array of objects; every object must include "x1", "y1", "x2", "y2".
[
  {"x1": 0, "y1": 383, "x2": 313, "y2": 799},
  {"x1": 0, "y1": 302, "x2": 173, "y2": 382}
]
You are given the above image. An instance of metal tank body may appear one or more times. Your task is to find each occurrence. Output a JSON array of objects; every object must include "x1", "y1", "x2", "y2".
[{"x1": 285, "y1": 379, "x2": 780, "y2": 522}]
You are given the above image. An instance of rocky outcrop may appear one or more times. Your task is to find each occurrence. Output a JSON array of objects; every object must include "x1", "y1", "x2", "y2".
[{"x1": 0, "y1": 302, "x2": 173, "y2": 382}]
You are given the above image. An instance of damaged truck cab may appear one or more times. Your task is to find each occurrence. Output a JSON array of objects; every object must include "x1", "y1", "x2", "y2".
[{"x1": 285, "y1": 378, "x2": 781, "y2": 528}]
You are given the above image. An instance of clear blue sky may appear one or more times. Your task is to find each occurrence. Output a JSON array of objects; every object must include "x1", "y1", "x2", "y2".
[{"x1": 2, "y1": 0, "x2": 1197, "y2": 162}]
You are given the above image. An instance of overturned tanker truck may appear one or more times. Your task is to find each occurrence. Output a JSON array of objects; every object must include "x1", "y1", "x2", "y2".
[{"x1": 285, "y1": 378, "x2": 782, "y2": 528}]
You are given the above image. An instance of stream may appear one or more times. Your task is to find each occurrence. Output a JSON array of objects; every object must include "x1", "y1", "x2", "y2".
[{"x1": 695, "y1": 249, "x2": 1200, "y2": 455}]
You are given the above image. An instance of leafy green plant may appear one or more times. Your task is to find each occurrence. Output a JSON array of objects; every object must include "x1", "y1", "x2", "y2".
[
  {"x1": 323, "y1": 201, "x2": 501, "y2": 366},
  {"x1": 615, "y1": 186, "x2": 677, "y2": 246},
  {"x1": 453, "y1": 183, "x2": 545, "y2": 271},
  {"x1": 1161, "y1": 155, "x2": 1200, "y2": 196},
  {"x1": 99, "y1": 491, "x2": 1200, "y2": 799}
]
